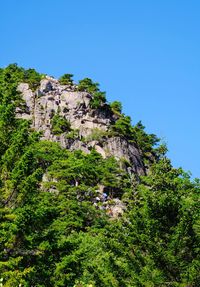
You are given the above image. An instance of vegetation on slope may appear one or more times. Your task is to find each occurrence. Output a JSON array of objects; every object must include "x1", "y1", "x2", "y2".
[
  {"x1": 0, "y1": 64, "x2": 199, "y2": 287},
  {"x1": 51, "y1": 113, "x2": 71, "y2": 135}
]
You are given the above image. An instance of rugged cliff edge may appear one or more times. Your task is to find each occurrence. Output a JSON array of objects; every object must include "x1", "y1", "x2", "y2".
[{"x1": 17, "y1": 77, "x2": 146, "y2": 176}]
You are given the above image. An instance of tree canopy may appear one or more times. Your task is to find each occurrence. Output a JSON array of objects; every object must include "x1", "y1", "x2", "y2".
[{"x1": 0, "y1": 64, "x2": 199, "y2": 287}]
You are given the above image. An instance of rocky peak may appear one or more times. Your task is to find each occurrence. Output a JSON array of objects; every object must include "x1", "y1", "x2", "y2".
[{"x1": 17, "y1": 77, "x2": 146, "y2": 176}]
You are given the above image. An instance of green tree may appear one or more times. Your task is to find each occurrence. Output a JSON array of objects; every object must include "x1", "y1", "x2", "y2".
[
  {"x1": 110, "y1": 101, "x2": 122, "y2": 114},
  {"x1": 59, "y1": 74, "x2": 74, "y2": 85},
  {"x1": 51, "y1": 114, "x2": 71, "y2": 135},
  {"x1": 78, "y1": 78, "x2": 106, "y2": 109},
  {"x1": 111, "y1": 115, "x2": 132, "y2": 138},
  {"x1": 78, "y1": 78, "x2": 99, "y2": 93},
  {"x1": 24, "y1": 68, "x2": 42, "y2": 90}
]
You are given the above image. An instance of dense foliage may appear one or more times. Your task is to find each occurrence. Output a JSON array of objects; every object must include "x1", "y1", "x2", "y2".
[{"x1": 0, "y1": 65, "x2": 199, "y2": 286}]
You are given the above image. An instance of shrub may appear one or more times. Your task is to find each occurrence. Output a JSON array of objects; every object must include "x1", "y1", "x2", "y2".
[
  {"x1": 51, "y1": 114, "x2": 71, "y2": 135},
  {"x1": 65, "y1": 129, "x2": 80, "y2": 140},
  {"x1": 83, "y1": 128, "x2": 109, "y2": 142}
]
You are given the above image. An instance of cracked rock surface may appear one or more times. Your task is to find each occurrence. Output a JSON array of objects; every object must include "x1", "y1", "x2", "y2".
[{"x1": 17, "y1": 77, "x2": 145, "y2": 176}]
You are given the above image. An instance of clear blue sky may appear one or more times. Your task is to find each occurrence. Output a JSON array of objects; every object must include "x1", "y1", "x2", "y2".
[{"x1": 1, "y1": 0, "x2": 200, "y2": 177}]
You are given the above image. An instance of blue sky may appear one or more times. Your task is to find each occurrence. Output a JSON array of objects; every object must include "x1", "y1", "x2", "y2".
[{"x1": 1, "y1": 0, "x2": 200, "y2": 177}]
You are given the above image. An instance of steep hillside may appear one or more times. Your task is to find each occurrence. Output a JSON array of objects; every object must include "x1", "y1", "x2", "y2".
[{"x1": 0, "y1": 64, "x2": 199, "y2": 287}]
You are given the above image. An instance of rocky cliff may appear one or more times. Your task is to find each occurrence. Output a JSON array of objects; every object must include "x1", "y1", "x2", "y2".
[{"x1": 17, "y1": 77, "x2": 145, "y2": 176}]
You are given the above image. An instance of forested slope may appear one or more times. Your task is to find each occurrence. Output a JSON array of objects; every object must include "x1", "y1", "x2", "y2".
[{"x1": 0, "y1": 64, "x2": 199, "y2": 287}]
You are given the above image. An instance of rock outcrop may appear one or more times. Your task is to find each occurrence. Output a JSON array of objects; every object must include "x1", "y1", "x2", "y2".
[{"x1": 17, "y1": 77, "x2": 145, "y2": 176}]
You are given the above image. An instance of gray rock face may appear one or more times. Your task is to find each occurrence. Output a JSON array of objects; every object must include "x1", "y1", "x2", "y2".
[
  {"x1": 16, "y1": 77, "x2": 145, "y2": 176},
  {"x1": 17, "y1": 83, "x2": 34, "y2": 121},
  {"x1": 104, "y1": 137, "x2": 145, "y2": 175}
]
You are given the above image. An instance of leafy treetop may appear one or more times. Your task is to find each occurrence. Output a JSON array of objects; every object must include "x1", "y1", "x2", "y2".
[{"x1": 59, "y1": 73, "x2": 74, "y2": 85}]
